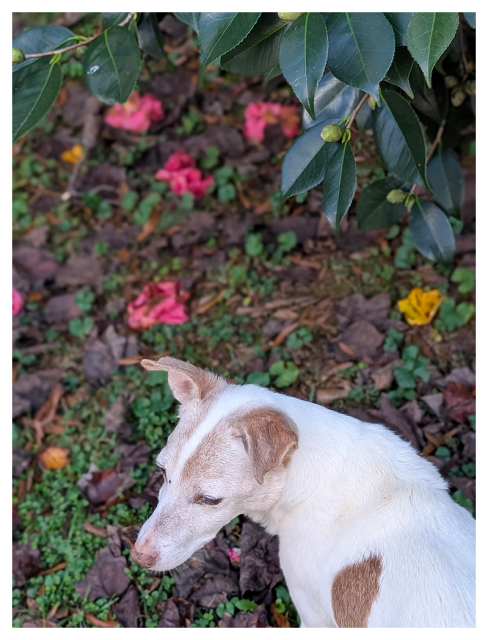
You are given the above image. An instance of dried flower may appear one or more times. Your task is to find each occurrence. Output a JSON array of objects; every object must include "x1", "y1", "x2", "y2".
[
  {"x1": 127, "y1": 281, "x2": 190, "y2": 331},
  {"x1": 155, "y1": 152, "x2": 214, "y2": 199},
  {"x1": 105, "y1": 92, "x2": 164, "y2": 133},
  {"x1": 243, "y1": 101, "x2": 300, "y2": 142}
]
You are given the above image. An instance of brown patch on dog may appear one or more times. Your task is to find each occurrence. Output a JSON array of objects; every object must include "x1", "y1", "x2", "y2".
[
  {"x1": 331, "y1": 554, "x2": 382, "y2": 628},
  {"x1": 141, "y1": 357, "x2": 221, "y2": 403},
  {"x1": 233, "y1": 407, "x2": 298, "y2": 484}
]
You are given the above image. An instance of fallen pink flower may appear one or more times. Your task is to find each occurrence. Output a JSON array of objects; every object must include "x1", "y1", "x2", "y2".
[
  {"x1": 227, "y1": 547, "x2": 241, "y2": 566},
  {"x1": 127, "y1": 282, "x2": 190, "y2": 331},
  {"x1": 105, "y1": 92, "x2": 164, "y2": 134},
  {"x1": 243, "y1": 101, "x2": 300, "y2": 142},
  {"x1": 12, "y1": 288, "x2": 23, "y2": 315},
  {"x1": 155, "y1": 152, "x2": 214, "y2": 199}
]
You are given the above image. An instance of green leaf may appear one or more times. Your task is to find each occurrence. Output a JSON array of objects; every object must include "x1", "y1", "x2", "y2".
[
  {"x1": 384, "y1": 13, "x2": 412, "y2": 46},
  {"x1": 394, "y1": 366, "x2": 416, "y2": 389},
  {"x1": 326, "y1": 12, "x2": 395, "y2": 101},
  {"x1": 356, "y1": 177, "x2": 407, "y2": 231},
  {"x1": 221, "y1": 13, "x2": 288, "y2": 76},
  {"x1": 83, "y1": 27, "x2": 140, "y2": 105},
  {"x1": 410, "y1": 64, "x2": 448, "y2": 124},
  {"x1": 456, "y1": 302, "x2": 475, "y2": 326},
  {"x1": 13, "y1": 57, "x2": 62, "y2": 142},
  {"x1": 279, "y1": 13, "x2": 328, "y2": 118},
  {"x1": 451, "y1": 490, "x2": 473, "y2": 514},
  {"x1": 12, "y1": 25, "x2": 76, "y2": 72},
  {"x1": 303, "y1": 73, "x2": 363, "y2": 130},
  {"x1": 409, "y1": 199, "x2": 455, "y2": 263},
  {"x1": 270, "y1": 361, "x2": 299, "y2": 388},
  {"x1": 247, "y1": 371, "x2": 270, "y2": 387},
  {"x1": 101, "y1": 13, "x2": 129, "y2": 29},
  {"x1": 281, "y1": 122, "x2": 331, "y2": 198},
  {"x1": 174, "y1": 13, "x2": 201, "y2": 33},
  {"x1": 137, "y1": 13, "x2": 165, "y2": 59},
  {"x1": 384, "y1": 47, "x2": 415, "y2": 98},
  {"x1": 427, "y1": 150, "x2": 464, "y2": 219},
  {"x1": 199, "y1": 13, "x2": 261, "y2": 66},
  {"x1": 322, "y1": 142, "x2": 356, "y2": 228},
  {"x1": 451, "y1": 268, "x2": 475, "y2": 294},
  {"x1": 464, "y1": 13, "x2": 475, "y2": 29},
  {"x1": 373, "y1": 89, "x2": 429, "y2": 189},
  {"x1": 406, "y1": 13, "x2": 459, "y2": 88}
]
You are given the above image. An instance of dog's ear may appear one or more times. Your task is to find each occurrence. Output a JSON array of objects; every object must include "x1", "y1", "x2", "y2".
[
  {"x1": 235, "y1": 408, "x2": 298, "y2": 484},
  {"x1": 140, "y1": 357, "x2": 219, "y2": 403}
]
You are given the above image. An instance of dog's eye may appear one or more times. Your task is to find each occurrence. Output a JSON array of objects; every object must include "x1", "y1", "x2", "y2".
[{"x1": 196, "y1": 495, "x2": 223, "y2": 506}]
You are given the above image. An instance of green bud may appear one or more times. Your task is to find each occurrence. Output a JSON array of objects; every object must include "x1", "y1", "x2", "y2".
[
  {"x1": 341, "y1": 128, "x2": 352, "y2": 144},
  {"x1": 320, "y1": 124, "x2": 343, "y2": 142},
  {"x1": 405, "y1": 193, "x2": 417, "y2": 213},
  {"x1": 444, "y1": 75, "x2": 459, "y2": 89},
  {"x1": 278, "y1": 12, "x2": 303, "y2": 21},
  {"x1": 386, "y1": 189, "x2": 407, "y2": 204},
  {"x1": 75, "y1": 45, "x2": 87, "y2": 57},
  {"x1": 464, "y1": 80, "x2": 476, "y2": 96},
  {"x1": 367, "y1": 96, "x2": 376, "y2": 110},
  {"x1": 12, "y1": 47, "x2": 25, "y2": 64},
  {"x1": 451, "y1": 89, "x2": 466, "y2": 107}
]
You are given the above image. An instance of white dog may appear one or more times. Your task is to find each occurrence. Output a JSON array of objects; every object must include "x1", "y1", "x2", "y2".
[{"x1": 131, "y1": 357, "x2": 475, "y2": 628}]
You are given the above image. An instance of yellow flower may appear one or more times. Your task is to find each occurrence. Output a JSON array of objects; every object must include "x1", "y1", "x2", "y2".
[
  {"x1": 60, "y1": 144, "x2": 84, "y2": 164},
  {"x1": 398, "y1": 288, "x2": 445, "y2": 326}
]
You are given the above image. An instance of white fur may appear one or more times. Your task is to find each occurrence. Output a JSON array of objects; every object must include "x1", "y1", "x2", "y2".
[{"x1": 135, "y1": 382, "x2": 476, "y2": 628}]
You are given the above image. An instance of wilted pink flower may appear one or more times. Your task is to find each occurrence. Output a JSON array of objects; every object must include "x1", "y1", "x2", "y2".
[
  {"x1": 155, "y1": 152, "x2": 214, "y2": 199},
  {"x1": 105, "y1": 92, "x2": 164, "y2": 134},
  {"x1": 127, "y1": 282, "x2": 190, "y2": 331},
  {"x1": 12, "y1": 288, "x2": 23, "y2": 315},
  {"x1": 228, "y1": 547, "x2": 241, "y2": 566},
  {"x1": 243, "y1": 101, "x2": 300, "y2": 142}
]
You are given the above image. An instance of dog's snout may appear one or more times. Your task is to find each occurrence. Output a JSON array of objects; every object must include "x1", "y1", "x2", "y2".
[{"x1": 131, "y1": 542, "x2": 157, "y2": 568}]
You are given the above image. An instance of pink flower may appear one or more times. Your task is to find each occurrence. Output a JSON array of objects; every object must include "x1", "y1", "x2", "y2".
[
  {"x1": 155, "y1": 152, "x2": 214, "y2": 199},
  {"x1": 105, "y1": 92, "x2": 164, "y2": 134},
  {"x1": 228, "y1": 547, "x2": 241, "y2": 566},
  {"x1": 12, "y1": 288, "x2": 23, "y2": 315},
  {"x1": 127, "y1": 282, "x2": 190, "y2": 331},
  {"x1": 243, "y1": 101, "x2": 300, "y2": 142}
]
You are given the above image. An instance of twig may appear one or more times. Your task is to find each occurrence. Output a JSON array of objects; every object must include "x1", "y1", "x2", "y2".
[
  {"x1": 410, "y1": 119, "x2": 446, "y2": 194},
  {"x1": 346, "y1": 94, "x2": 369, "y2": 129},
  {"x1": 24, "y1": 13, "x2": 134, "y2": 59}
]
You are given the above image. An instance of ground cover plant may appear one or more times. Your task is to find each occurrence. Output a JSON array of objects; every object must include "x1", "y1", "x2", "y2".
[{"x1": 13, "y1": 12, "x2": 475, "y2": 628}]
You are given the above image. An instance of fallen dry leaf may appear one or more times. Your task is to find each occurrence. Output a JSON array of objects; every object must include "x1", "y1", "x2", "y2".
[
  {"x1": 82, "y1": 523, "x2": 108, "y2": 538},
  {"x1": 84, "y1": 613, "x2": 119, "y2": 628},
  {"x1": 270, "y1": 603, "x2": 290, "y2": 628},
  {"x1": 398, "y1": 288, "x2": 444, "y2": 326},
  {"x1": 38, "y1": 446, "x2": 70, "y2": 471},
  {"x1": 443, "y1": 382, "x2": 476, "y2": 424},
  {"x1": 270, "y1": 321, "x2": 299, "y2": 348},
  {"x1": 316, "y1": 387, "x2": 351, "y2": 405}
]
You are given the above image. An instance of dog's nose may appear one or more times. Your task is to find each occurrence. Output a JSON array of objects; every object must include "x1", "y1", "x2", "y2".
[{"x1": 131, "y1": 543, "x2": 157, "y2": 568}]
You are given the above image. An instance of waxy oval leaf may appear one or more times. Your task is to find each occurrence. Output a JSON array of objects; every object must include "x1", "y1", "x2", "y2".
[
  {"x1": 83, "y1": 27, "x2": 140, "y2": 105},
  {"x1": 199, "y1": 13, "x2": 261, "y2": 66},
  {"x1": 221, "y1": 14, "x2": 289, "y2": 76},
  {"x1": 303, "y1": 73, "x2": 363, "y2": 130},
  {"x1": 174, "y1": 13, "x2": 201, "y2": 33},
  {"x1": 357, "y1": 177, "x2": 407, "y2": 230},
  {"x1": 279, "y1": 13, "x2": 328, "y2": 119},
  {"x1": 281, "y1": 122, "x2": 331, "y2": 197},
  {"x1": 12, "y1": 25, "x2": 76, "y2": 72},
  {"x1": 427, "y1": 150, "x2": 465, "y2": 219},
  {"x1": 385, "y1": 47, "x2": 415, "y2": 98},
  {"x1": 407, "y1": 13, "x2": 459, "y2": 88},
  {"x1": 384, "y1": 13, "x2": 412, "y2": 46},
  {"x1": 137, "y1": 13, "x2": 165, "y2": 59},
  {"x1": 322, "y1": 142, "x2": 357, "y2": 228},
  {"x1": 326, "y1": 13, "x2": 395, "y2": 101},
  {"x1": 13, "y1": 57, "x2": 62, "y2": 141},
  {"x1": 409, "y1": 199, "x2": 455, "y2": 263},
  {"x1": 464, "y1": 13, "x2": 475, "y2": 29},
  {"x1": 373, "y1": 90, "x2": 429, "y2": 189}
]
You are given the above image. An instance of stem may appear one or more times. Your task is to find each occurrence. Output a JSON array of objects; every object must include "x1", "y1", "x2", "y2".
[
  {"x1": 346, "y1": 93, "x2": 369, "y2": 129},
  {"x1": 410, "y1": 119, "x2": 446, "y2": 194},
  {"x1": 24, "y1": 13, "x2": 134, "y2": 59}
]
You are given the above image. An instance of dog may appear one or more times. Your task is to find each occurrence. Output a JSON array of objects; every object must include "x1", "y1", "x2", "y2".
[{"x1": 131, "y1": 357, "x2": 476, "y2": 627}]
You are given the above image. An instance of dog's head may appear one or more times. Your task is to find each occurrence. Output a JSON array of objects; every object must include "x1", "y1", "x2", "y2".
[{"x1": 131, "y1": 357, "x2": 298, "y2": 571}]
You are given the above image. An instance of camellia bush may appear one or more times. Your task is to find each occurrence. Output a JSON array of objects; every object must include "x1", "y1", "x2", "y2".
[{"x1": 12, "y1": 12, "x2": 476, "y2": 262}]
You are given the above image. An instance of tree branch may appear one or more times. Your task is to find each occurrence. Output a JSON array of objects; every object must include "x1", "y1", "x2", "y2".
[
  {"x1": 346, "y1": 93, "x2": 369, "y2": 129},
  {"x1": 23, "y1": 13, "x2": 134, "y2": 59}
]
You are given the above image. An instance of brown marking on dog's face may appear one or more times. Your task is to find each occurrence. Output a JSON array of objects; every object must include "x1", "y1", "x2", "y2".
[{"x1": 331, "y1": 554, "x2": 382, "y2": 628}]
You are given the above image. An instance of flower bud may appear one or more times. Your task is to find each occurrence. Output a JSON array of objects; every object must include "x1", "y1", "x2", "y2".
[
  {"x1": 386, "y1": 189, "x2": 407, "y2": 204},
  {"x1": 12, "y1": 47, "x2": 25, "y2": 64},
  {"x1": 278, "y1": 12, "x2": 303, "y2": 21},
  {"x1": 444, "y1": 75, "x2": 459, "y2": 89},
  {"x1": 367, "y1": 96, "x2": 376, "y2": 110},
  {"x1": 451, "y1": 89, "x2": 466, "y2": 107},
  {"x1": 341, "y1": 128, "x2": 352, "y2": 144},
  {"x1": 320, "y1": 124, "x2": 343, "y2": 142},
  {"x1": 405, "y1": 193, "x2": 417, "y2": 213},
  {"x1": 464, "y1": 80, "x2": 476, "y2": 96}
]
